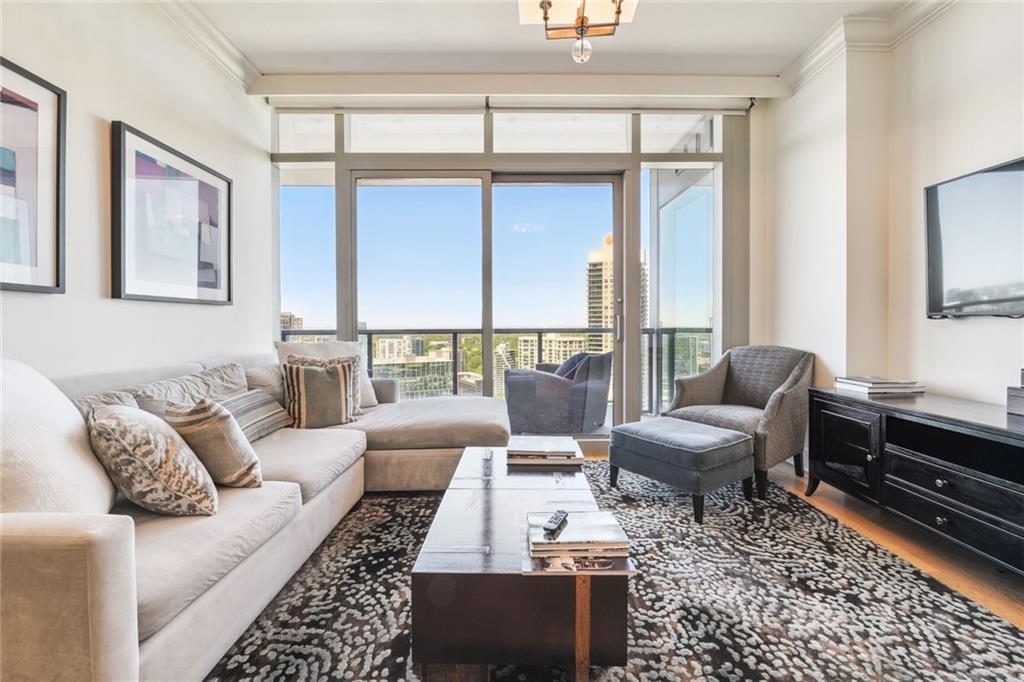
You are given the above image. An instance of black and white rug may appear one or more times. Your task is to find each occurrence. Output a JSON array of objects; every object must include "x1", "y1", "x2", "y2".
[{"x1": 207, "y1": 462, "x2": 1024, "y2": 681}]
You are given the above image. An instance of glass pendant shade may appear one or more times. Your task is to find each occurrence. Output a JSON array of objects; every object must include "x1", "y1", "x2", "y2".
[{"x1": 572, "y1": 37, "x2": 592, "y2": 63}]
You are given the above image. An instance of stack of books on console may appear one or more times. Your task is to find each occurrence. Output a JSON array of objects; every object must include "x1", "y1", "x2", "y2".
[
  {"x1": 522, "y1": 510, "x2": 635, "y2": 576},
  {"x1": 835, "y1": 376, "x2": 925, "y2": 397},
  {"x1": 506, "y1": 436, "x2": 584, "y2": 468}
]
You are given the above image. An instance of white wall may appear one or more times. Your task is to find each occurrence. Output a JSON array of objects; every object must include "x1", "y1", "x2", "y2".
[
  {"x1": 761, "y1": 56, "x2": 849, "y2": 385},
  {"x1": 887, "y1": 1, "x2": 1024, "y2": 404},
  {"x1": 0, "y1": 2, "x2": 272, "y2": 378}
]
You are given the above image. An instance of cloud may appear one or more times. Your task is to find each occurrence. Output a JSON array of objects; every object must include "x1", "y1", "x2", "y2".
[{"x1": 510, "y1": 221, "x2": 543, "y2": 233}]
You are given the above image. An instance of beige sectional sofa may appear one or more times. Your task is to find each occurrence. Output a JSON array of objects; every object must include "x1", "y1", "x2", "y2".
[{"x1": 0, "y1": 352, "x2": 510, "y2": 681}]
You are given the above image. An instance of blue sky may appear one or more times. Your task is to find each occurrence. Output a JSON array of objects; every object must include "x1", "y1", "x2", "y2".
[{"x1": 279, "y1": 172, "x2": 713, "y2": 330}]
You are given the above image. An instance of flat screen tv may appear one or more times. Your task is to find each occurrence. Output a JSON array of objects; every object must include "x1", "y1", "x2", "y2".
[{"x1": 925, "y1": 156, "x2": 1024, "y2": 318}]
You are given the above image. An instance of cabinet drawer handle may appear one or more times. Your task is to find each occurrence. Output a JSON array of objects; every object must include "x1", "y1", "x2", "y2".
[
  {"x1": 935, "y1": 516, "x2": 948, "y2": 526},
  {"x1": 865, "y1": 454, "x2": 874, "y2": 462},
  {"x1": 935, "y1": 478, "x2": 948, "y2": 488}
]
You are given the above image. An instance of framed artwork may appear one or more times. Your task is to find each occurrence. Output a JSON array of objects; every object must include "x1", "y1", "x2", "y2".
[
  {"x1": 111, "y1": 121, "x2": 232, "y2": 304},
  {"x1": 0, "y1": 58, "x2": 66, "y2": 293}
]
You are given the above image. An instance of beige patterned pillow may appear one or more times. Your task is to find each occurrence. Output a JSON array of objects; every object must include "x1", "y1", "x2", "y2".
[
  {"x1": 221, "y1": 389, "x2": 294, "y2": 442},
  {"x1": 283, "y1": 360, "x2": 355, "y2": 428},
  {"x1": 165, "y1": 400, "x2": 262, "y2": 488},
  {"x1": 88, "y1": 405, "x2": 218, "y2": 516},
  {"x1": 286, "y1": 354, "x2": 362, "y2": 415}
]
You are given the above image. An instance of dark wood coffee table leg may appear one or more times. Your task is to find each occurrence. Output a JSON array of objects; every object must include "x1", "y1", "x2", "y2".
[{"x1": 575, "y1": 575, "x2": 591, "y2": 682}]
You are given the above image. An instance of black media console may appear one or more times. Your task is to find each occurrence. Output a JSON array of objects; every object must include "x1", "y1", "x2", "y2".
[{"x1": 807, "y1": 388, "x2": 1024, "y2": 576}]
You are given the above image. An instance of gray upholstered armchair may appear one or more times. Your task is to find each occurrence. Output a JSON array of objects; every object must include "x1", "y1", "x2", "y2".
[
  {"x1": 505, "y1": 352, "x2": 612, "y2": 435},
  {"x1": 663, "y1": 345, "x2": 814, "y2": 498}
]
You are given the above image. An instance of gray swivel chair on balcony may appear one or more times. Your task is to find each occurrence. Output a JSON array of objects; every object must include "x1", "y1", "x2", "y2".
[
  {"x1": 505, "y1": 352, "x2": 612, "y2": 435},
  {"x1": 663, "y1": 345, "x2": 814, "y2": 499}
]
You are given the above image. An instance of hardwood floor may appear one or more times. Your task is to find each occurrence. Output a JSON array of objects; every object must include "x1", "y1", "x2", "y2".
[{"x1": 582, "y1": 441, "x2": 1023, "y2": 628}]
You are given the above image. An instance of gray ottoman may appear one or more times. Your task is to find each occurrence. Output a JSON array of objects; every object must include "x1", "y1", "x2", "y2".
[{"x1": 609, "y1": 417, "x2": 754, "y2": 523}]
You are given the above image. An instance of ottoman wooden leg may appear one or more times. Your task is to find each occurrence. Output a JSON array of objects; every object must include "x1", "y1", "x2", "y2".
[
  {"x1": 692, "y1": 495, "x2": 704, "y2": 524},
  {"x1": 609, "y1": 464, "x2": 619, "y2": 488},
  {"x1": 755, "y1": 470, "x2": 769, "y2": 500},
  {"x1": 742, "y1": 476, "x2": 753, "y2": 501}
]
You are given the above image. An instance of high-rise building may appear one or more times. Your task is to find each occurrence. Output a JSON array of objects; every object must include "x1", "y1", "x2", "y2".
[
  {"x1": 493, "y1": 342, "x2": 516, "y2": 397},
  {"x1": 280, "y1": 311, "x2": 304, "y2": 330},
  {"x1": 411, "y1": 337, "x2": 426, "y2": 356},
  {"x1": 518, "y1": 334, "x2": 586, "y2": 368},
  {"x1": 586, "y1": 234, "x2": 648, "y2": 353}
]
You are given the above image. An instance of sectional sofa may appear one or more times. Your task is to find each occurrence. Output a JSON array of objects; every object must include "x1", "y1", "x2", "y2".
[{"x1": 0, "y1": 352, "x2": 510, "y2": 681}]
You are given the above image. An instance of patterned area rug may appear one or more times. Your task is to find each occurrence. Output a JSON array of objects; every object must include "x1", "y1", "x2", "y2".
[{"x1": 207, "y1": 462, "x2": 1024, "y2": 681}]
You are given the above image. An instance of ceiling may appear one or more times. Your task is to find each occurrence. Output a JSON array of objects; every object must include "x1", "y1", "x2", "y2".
[{"x1": 195, "y1": 1, "x2": 906, "y2": 77}]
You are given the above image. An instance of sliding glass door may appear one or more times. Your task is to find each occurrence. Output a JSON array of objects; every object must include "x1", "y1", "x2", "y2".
[{"x1": 492, "y1": 178, "x2": 620, "y2": 436}]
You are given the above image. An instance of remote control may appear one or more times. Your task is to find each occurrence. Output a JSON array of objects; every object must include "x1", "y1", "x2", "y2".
[{"x1": 543, "y1": 510, "x2": 569, "y2": 533}]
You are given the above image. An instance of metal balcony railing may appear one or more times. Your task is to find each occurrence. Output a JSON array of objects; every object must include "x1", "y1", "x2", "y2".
[{"x1": 280, "y1": 326, "x2": 713, "y2": 412}]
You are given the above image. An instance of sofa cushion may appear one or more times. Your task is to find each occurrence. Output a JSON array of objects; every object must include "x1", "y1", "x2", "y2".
[
  {"x1": 126, "y1": 363, "x2": 248, "y2": 412},
  {"x1": 221, "y1": 389, "x2": 294, "y2": 442},
  {"x1": 668, "y1": 404, "x2": 764, "y2": 437},
  {"x1": 337, "y1": 397, "x2": 510, "y2": 450},
  {"x1": 275, "y1": 340, "x2": 377, "y2": 408},
  {"x1": 252, "y1": 428, "x2": 366, "y2": 503},
  {"x1": 165, "y1": 400, "x2": 262, "y2": 488},
  {"x1": 0, "y1": 358, "x2": 116, "y2": 514},
  {"x1": 89, "y1": 406, "x2": 219, "y2": 516},
  {"x1": 610, "y1": 417, "x2": 753, "y2": 470},
  {"x1": 118, "y1": 481, "x2": 301, "y2": 640}
]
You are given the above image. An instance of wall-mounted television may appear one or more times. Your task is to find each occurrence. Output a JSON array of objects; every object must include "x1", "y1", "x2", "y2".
[{"x1": 925, "y1": 156, "x2": 1024, "y2": 318}]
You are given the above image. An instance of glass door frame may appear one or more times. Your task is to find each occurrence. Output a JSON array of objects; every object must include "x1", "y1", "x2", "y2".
[{"x1": 275, "y1": 110, "x2": 750, "y2": 430}]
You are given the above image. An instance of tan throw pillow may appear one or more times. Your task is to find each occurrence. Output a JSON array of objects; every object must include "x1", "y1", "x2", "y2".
[
  {"x1": 245, "y1": 364, "x2": 285, "y2": 407},
  {"x1": 286, "y1": 354, "x2": 362, "y2": 415},
  {"x1": 88, "y1": 405, "x2": 218, "y2": 516},
  {"x1": 73, "y1": 390, "x2": 139, "y2": 421},
  {"x1": 126, "y1": 363, "x2": 248, "y2": 412},
  {"x1": 220, "y1": 389, "x2": 294, "y2": 442},
  {"x1": 164, "y1": 400, "x2": 262, "y2": 488},
  {"x1": 274, "y1": 341, "x2": 377, "y2": 408},
  {"x1": 283, "y1": 361, "x2": 355, "y2": 428}
]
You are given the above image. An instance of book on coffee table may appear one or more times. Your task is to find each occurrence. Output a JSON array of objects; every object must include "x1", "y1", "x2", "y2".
[
  {"x1": 526, "y1": 511, "x2": 629, "y2": 555},
  {"x1": 507, "y1": 436, "x2": 584, "y2": 467},
  {"x1": 522, "y1": 553, "x2": 636, "y2": 576}
]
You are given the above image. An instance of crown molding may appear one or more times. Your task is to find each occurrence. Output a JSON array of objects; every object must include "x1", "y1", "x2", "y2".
[
  {"x1": 153, "y1": 1, "x2": 260, "y2": 90},
  {"x1": 781, "y1": 1, "x2": 958, "y2": 92}
]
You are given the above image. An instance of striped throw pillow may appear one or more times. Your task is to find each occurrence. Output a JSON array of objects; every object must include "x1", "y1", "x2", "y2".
[
  {"x1": 283, "y1": 361, "x2": 355, "y2": 429},
  {"x1": 286, "y1": 354, "x2": 363, "y2": 415},
  {"x1": 220, "y1": 389, "x2": 294, "y2": 442},
  {"x1": 165, "y1": 400, "x2": 262, "y2": 488}
]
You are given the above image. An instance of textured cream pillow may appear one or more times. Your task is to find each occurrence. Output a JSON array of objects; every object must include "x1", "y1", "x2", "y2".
[
  {"x1": 89, "y1": 405, "x2": 218, "y2": 516},
  {"x1": 73, "y1": 390, "x2": 139, "y2": 421},
  {"x1": 126, "y1": 363, "x2": 248, "y2": 411},
  {"x1": 245, "y1": 364, "x2": 285, "y2": 407},
  {"x1": 274, "y1": 341, "x2": 377, "y2": 408},
  {"x1": 165, "y1": 400, "x2": 262, "y2": 488}
]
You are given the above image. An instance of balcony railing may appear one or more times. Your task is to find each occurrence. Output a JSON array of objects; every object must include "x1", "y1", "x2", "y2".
[{"x1": 280, "y1": 326, "x2": 713, "y2": 412}]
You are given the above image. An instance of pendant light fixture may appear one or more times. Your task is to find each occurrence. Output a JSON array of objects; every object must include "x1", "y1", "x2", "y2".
[{"x1": 539, "y1": 0, "x2": 626, "y2": 64}]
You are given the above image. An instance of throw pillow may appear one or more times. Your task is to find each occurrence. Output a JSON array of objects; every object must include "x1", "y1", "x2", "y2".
[
  {"x1": 245, "y1": 364, "x2": 285, "y2": 408},
  {"x1": 220, "y1": 389, "x2": 294, "y2": 442},
  {"x1": 88, "y1": 405, "x2": 218, "y2": 516},
  {"x1": 282, "y1": 361, "x2": 355, "y2": 428},
  {"x1": 286, "y1": 353, "x2": 362, "y2": 415},
  {"x1": 126, "y1": 363, "x2": 248, "y2": 411},
  {"x1": 73, "y1": 390, "x2": 139, "y2": 421},
  {"x1": 274, "y1": 341, "x2": 378, "y2": 408},
  {"x1": 164, "y1": 400, "x2": 262, "y2": 488},
  {"x1": 554, "y1": 352, "x2": 589, "y2": 379}
]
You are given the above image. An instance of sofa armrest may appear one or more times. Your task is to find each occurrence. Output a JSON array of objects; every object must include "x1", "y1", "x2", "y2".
[
  {"x1": 371, "y1": 377, "x2": 400, "y2": 404},
  {"x1": 664, "y1": 353, "x2": 730, "y2": 413},
  {"x1": 756, "y1": 353, "x2": 814, "y2": 469},
  {"x1": 535, "y1": 363, "x2": 560, "y2": 374},
  {"x1": 1, "y1": 513, "x2": 139, "y2": 681}
]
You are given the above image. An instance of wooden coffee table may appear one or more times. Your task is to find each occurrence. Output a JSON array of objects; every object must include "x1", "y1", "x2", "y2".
[{"x1": 411, "y1": 444, "x2": 629, "y2": 681}]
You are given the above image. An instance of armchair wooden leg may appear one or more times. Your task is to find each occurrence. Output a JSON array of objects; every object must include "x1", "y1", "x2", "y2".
[
  {"x1": 692, "y1": 495, "x2": 704, "y2": 524},
  {"x1": 609, "y1": 464, "x2": 619, "y2": 488},
  {"x1": 793, "y1": 453, "x2": 805, "y2": 478},
  {"x1": 755, "y1": 470, "x2": 769, "y2": 500},
  {"x1": 742, "y1": 476, "x2": 753, "y2": 501}
]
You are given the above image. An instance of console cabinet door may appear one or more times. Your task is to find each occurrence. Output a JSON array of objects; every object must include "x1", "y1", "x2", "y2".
[{"x1": 810, "y1": 399, "x2": 882, "y2": 501}]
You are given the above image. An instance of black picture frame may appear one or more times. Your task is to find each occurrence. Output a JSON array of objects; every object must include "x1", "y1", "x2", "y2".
[
  {"x1": 0, "y1": 58, "x2": 66, "y2": 294},
  {"x1": 111, "y1": 121, "x2": 232, "y2": 305}
]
